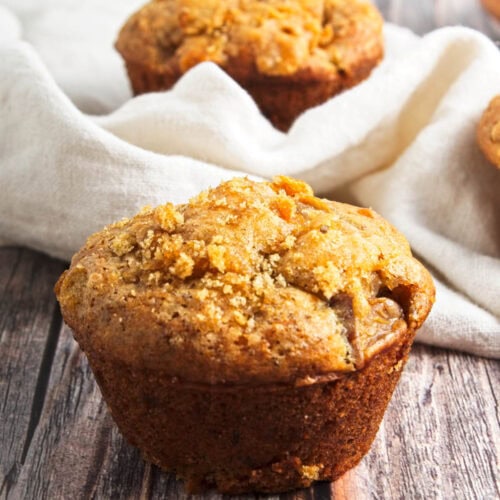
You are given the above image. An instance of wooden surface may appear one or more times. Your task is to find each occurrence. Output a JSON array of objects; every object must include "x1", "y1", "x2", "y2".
[{"x1": 1, "y1": 1, "x2": 500, "y2": 499}]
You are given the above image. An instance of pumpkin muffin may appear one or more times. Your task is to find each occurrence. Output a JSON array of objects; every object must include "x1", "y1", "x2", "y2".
[
  {"x1": 55, "y1": 176, "x2": 434, "y2": 494},
  {"x1": 477, "y1": 95, "x2": 500, "y2": 169},
  {"x1": 481, "y1": 0, "x2": 500, "y2": 19},
  {"x1": 115, "y1": 0, "x2": 384, "y2": 130}
]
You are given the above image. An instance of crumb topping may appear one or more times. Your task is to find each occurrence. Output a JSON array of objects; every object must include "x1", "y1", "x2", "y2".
[
  {"x1": 116, "y1": 0, "x2": 383, "y2": 77},
  {"x1": 477, "y1": 95, "x2": 500, "y2": 169},
  {"x1": 56, "y1": 176, "x2": 434, "y2": 385}
]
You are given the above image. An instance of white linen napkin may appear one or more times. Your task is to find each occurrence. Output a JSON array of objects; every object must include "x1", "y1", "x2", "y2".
[{"x1": 0, "y1": 1, "x2": 498, "y2": 358}]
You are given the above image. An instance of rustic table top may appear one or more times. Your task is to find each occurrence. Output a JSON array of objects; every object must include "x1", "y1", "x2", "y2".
[{"x1": 1, "y1": 2, "x2": 499, "y2": 499}]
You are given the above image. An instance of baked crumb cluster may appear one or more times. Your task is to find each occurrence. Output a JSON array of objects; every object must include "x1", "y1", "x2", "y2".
[
  {"x1": 56, "y1": 176, "x2": 433, "y2": 384},
  {"x1": 116, "y1": 0, "x2": 383, "y2": 76}
]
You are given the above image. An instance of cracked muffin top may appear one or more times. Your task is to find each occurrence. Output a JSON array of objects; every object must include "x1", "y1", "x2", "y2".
[
  {"x1": 55, "y1": 177, "x2": 434, "y2": 386},
  {"x1": 115, "y1": 0, "x2": 383, "y2": 78}
]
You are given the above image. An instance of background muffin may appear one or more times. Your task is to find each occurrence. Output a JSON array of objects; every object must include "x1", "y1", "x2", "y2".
[
  {"x1": 477, "y1": 95, "x2": 500, "y2": 169},
  {"x1": 55, "y1": 176, "x2": 434, "y2": 494},
  {"x1": 115, "y1": 0, "x2": 384, "y2": 130},
  {"x1": 481, "y1": 0, "x2": 500, "y2": 19}
]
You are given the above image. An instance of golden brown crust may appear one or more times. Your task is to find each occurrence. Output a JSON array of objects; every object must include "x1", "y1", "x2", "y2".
[
  {"x1": 55, "y1": 176, "x2": 435, "y2": 494},
  {"x1": 115, "y1": 0, "x2": 384, "y2": 130},
  {"x1": 55, "y1": 176, "x2": 434, "y2": 386},
  {"x1": 477, "y1": 95, "x2": 500, "y2": 169}
]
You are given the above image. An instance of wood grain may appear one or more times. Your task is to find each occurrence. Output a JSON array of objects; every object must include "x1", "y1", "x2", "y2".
[
  {"x1": 0, "y1": 249, "x2": 65, "y2": 498},
  {"x1": 12, "y1": 323, "x2": 149, "y2": 499},
  {"x1": 344, "y1": 345, "x2": 500, "y2": 500}
]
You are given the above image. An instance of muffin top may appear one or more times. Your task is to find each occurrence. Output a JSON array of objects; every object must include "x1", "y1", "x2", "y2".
[
  {"x1": 55, "y1": 177, "x2": 434, "y2": 386},
  {"x1": 115, "y1": 0, "x2": 383, "y2": 79}
]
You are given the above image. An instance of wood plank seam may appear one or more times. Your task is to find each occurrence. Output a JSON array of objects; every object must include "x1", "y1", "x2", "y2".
[
  {"x1": 483, "y1": 365, "x2": 499, "y2": 421},
  {"x1": 312, "y1": 481, "x2": 332, "y2": 500},
  {"x1": 0, "y1": 462, "x2": 19, "y2": 499},
  {"x1": 19, "y1": 304, "x2": 62, "y2": 465}
]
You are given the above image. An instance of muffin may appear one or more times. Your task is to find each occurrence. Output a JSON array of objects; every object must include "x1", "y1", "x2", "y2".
[
  {"x1": 55, "y1": 176, "x2": 434, "y2": 494},
  {"x1": 115, "y1": 0, "x2": 384, "y2": 130},
  {"x1": 481, "y1": 0, "x2": 500, "y2": 19},
  {"x1": 477, "y1": 95, "x2": 500, "y2": 169}
]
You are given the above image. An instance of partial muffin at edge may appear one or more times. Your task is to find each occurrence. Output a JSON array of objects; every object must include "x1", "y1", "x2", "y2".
[
  {"x1": 481, "y1": 0, "x2": 500, "y2": 19},
  {"x1": 55, "y1": 176, "x2": 434, "y2": 494},
  {"x1": 115, "y1": 0, "x2": 384, "y2": 130},
  {"x1": 477, "y1": 95, "x2": 500, "y2": 169}
]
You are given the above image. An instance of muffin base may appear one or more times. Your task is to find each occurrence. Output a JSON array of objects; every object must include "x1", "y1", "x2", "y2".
[
  {"x1": 82, "y1": 329, "x2": 414, "y2": 495},
  {"x1": 124, "y1": 57, "x2": 380, "y2": 131}
]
